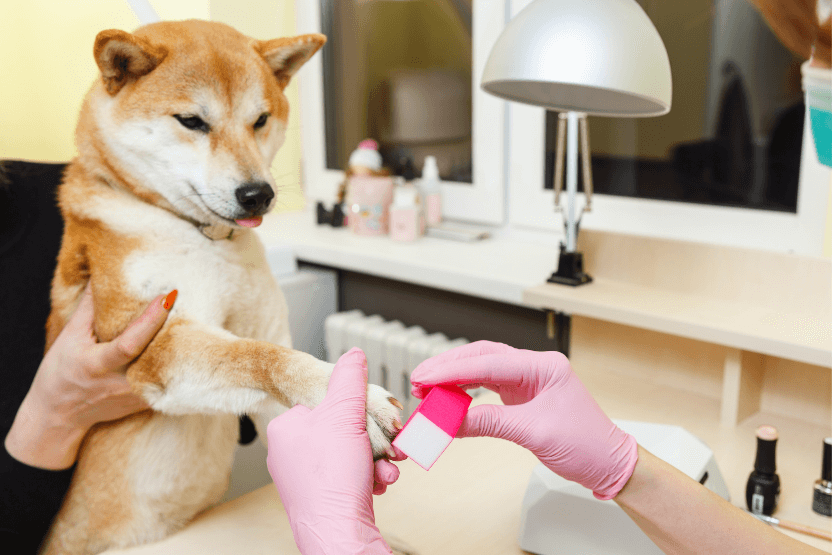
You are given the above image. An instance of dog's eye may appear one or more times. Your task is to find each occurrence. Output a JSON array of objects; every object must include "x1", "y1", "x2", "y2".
[
  {"x1": 253, "y1": 113, "x2": 269, "y2": 130},
  {"x1": 173, "y1": 114, "x2": 210, "y2": 133}
]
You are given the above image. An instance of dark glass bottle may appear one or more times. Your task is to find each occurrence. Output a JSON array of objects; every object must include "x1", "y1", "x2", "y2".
[
  {"x1": 746, "y1": 425, "x2": 780, "y2": 516},
  {"x1": 812, "y1": 437, "x2": 832, "y2": 517}
]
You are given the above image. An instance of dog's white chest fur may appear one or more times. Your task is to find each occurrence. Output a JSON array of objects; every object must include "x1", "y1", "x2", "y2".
[
  {"x1": 119, "y1": 212, "x2": 289, "y2": 340},
  {"x1": 90, "y1": 203, "x2": 291, "y2": 546}
]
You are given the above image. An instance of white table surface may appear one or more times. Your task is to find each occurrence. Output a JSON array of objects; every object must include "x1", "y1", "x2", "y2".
[
  {"x1": 255, "y1": 209, "x2": 560, "y2": 307},
  {"x1": 106, "y1": 383, "x2": 832, "y2": 555}
]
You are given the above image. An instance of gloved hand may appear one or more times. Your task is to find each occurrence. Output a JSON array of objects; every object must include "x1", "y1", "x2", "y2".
[
  {"x1": 266, "y1": 348, "x2": 403, "y2": 555},
  {"x1": 410, "y1": 341, "x2": 637, "y2": 500}
]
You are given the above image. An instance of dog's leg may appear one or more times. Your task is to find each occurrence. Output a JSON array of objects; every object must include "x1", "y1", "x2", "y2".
[{"x1": 126, "y1": 317, "x2": 401, "y2": 458}]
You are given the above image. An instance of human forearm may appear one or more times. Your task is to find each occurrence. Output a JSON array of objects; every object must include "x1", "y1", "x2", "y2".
[
  {"x1": 0, "y1": 443, "x2": 76, "y2": 552},
  {"x1": 4, "y1": 393, "x2": 87, "y2": 470},
  {"x1": 615, "y1": 446, "x2": 824, "y2": 555}
]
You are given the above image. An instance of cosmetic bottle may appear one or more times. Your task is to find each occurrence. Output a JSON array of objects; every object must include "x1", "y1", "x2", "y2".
[
  {"x1": 347, "y1": 176, "x2": 394, "y2": 236},
  {"x1": 746, "y1": 425, "x2": 780, "y2": 515},
  {"x1": 812, "y1": 437, "x2": 832, "y2": 516},
  {"x1": 419, "y1": 155, "x2": 442, "y2": 226},
  {"x1": 389, "y1": 185, "x2": 424, "y2": 242}
]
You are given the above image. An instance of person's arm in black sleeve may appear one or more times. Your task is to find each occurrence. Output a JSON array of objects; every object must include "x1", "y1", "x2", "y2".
[
  {"x1": 2, "y1": 161, "x2": 176, "y2": 552},
  {"x1": 0, "y1": 453, "x2": 75, "y2": 553},
  {"x1": 0, "y1": 161, "x2": 71, "y2": 553}
]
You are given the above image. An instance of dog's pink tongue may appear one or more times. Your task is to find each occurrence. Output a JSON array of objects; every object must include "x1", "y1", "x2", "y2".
[{"x1": 235, "y1": 216, "x2": 263, "y2": 228}]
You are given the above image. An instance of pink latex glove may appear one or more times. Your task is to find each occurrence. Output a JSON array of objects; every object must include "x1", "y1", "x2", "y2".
[
  {"x1": 266, "y1": 348, "x2": 403, "y2": 554},
  {"x1": 410, "y1": 341, "x2": 638, "y2": 500}
]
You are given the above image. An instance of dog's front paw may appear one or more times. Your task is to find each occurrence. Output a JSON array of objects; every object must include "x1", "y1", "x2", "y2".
[{"x1": 366, "y1": 384, "x2": 403, "y2": 459}]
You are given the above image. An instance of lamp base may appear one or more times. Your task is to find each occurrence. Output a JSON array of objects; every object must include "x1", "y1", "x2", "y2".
[{"x1": 547, "y1": 246, "x2": 592, "y2": 286}]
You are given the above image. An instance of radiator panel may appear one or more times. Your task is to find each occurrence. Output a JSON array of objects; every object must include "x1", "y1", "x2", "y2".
[{"x1": 325, "y1": 311, "x2": 473, "y2": 418}]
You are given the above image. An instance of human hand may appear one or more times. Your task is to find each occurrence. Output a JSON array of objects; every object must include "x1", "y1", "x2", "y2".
[
  {"x1": 410, "y1": 341, "x2": 637, "y2": 500},
  {"x1": 267, "y1": 348, "x2": 402, "y2": 555},
  {"x1": 4, "y1": 286, "x2": 176, "y2": 470},
  {"x1": 750, "y1": 0, "x2": 830, "y2": 67}
]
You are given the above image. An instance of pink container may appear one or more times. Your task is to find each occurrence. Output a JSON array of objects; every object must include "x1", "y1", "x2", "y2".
[{"x1": 347, "y1": 176, "x2": 394, "y2": 235}]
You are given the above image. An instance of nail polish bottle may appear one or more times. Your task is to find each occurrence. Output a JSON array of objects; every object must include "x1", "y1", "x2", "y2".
[
  {"x1": 746, "y1": 425, "x2": 780, "y2": 516},
  {"x1": 812, "y1": 437, "x2": 832, "y2": 517}
]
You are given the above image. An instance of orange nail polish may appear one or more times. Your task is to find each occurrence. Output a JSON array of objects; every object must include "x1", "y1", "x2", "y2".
[{"x1": 162, "y1": 289, "x2": 178, "y2": 311}]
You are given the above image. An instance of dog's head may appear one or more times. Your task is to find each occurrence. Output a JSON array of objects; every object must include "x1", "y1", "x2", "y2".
[{"x1": 81, "y1": 20, "x2": 325, "y2": 229}]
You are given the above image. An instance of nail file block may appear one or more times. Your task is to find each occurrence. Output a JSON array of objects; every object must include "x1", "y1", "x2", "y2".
[{"x1": 393, "y1": 385, "x2": 472, "y2": 470}]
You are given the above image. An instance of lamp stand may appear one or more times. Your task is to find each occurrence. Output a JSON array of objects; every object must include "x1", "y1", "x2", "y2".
[{"x1": 548, "y1": 111, "x2": 593, "y2": 286}]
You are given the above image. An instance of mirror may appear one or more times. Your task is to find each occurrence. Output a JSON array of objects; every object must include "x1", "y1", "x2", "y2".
[
  {"x1": 543, "y1": 0, "x2": 804, "y2": 213},
  {"x1": 319, "y1": 0, "x2": 473, "y2": 182}
]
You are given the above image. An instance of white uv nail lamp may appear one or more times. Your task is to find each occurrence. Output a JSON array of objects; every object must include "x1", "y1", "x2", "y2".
[{"x1": 518, "y1": 420, "x2": 730, "y2": 555}]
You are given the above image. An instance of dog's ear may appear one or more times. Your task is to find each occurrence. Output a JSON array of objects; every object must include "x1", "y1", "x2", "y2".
[
  {"x1": 94, "y1": 30, "x2": 167, "y2": 95},
  {"x1": 256, "y1": 34, "x2": 326, "y2": 89}
]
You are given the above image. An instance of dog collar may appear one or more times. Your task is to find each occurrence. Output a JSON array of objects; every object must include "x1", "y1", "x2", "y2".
[{"x1": 199, "y1": 223, "x2": 234, "y2": 241}]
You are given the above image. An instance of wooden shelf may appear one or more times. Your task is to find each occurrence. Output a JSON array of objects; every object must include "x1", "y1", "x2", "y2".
[
  {"x1": 523, "y1": 230, "x2": 832, "y2": 427},
  {"x1": 524, "y1": 278, "x2": 831, "y2": 368}
]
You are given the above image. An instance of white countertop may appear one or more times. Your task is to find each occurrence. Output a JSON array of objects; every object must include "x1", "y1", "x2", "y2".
[
  {"x1": 255, "y1": 209, "x2": 832, "y2": 368},
  {"x1": 255, "y1": 209, "x2": 560, "y2": 307},
  {"x1": 106, "y1": 385, "x2": 832, "y2": 555}
]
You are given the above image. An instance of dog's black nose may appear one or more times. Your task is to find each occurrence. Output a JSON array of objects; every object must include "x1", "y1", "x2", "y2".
[{"x1": 235, "y1": 182, "x2": 274, "y2": 213}]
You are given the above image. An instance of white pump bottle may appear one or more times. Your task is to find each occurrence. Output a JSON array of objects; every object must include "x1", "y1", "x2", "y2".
[{"x1": 419, "y1": 156, "x2": 442, "y2": 226}]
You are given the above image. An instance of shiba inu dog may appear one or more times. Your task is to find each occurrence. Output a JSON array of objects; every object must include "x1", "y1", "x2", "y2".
[{"x1": 40, "y1": 20, "x2": 401, "y2": 555}]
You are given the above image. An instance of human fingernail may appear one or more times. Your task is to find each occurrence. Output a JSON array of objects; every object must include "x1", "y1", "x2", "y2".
[{"x1": 162, "y1": 289, "x2": 178, "y2": 311}]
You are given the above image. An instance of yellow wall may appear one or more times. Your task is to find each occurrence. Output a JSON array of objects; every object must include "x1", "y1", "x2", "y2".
[
  {"x1": 0, "y1": 1, "x2": 829, "y2": 234},
  {"x1": 210, "y1": 0, "x2": 304, "y2": 211},
  {"x1": 0, "y1": 0, "x2": 304, "y2": 211}
]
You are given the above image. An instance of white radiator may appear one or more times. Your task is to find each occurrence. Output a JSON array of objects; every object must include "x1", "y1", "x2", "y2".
[{"x1": 325, "y1": 310, "x2": 471, "y2": 418}]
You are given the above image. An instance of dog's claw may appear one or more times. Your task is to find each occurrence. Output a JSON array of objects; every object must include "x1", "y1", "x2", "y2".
[{"x1": 366, "y1": 386, "x2": 403, "y2": 459}]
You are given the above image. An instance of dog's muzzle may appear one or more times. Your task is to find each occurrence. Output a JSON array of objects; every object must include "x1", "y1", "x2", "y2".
[{"x1": 235, "y1": 182, "x2": 275, "y2": 215}]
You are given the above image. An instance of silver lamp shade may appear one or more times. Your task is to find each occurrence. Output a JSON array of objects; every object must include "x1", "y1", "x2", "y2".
[{"x1": 481, "y1": 0, "x2": 672, "y2": 117}]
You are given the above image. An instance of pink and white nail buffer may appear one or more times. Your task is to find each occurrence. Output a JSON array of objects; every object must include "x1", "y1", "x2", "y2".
[{"x1": 393, "y1": 385, "x2": 473, "y2": 470}]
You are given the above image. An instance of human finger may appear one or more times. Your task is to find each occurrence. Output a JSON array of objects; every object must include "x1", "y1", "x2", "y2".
[
  {"x1": 411, "y1": 382, "x2": 498, "y2": 400},
  {"x1": 456, "y1": 403, "x2": 523, "y2": 442},
  {"x1": 90, "y1": 290, "x2": 176, "y2": 372},
  {"x1": 323, "y1": 348, "x2": 369, "y2": 408},
  {"x1": 267, "y1": 404, "x2": 312, "y2": 437},
  {"x1": 373, "y1": 458, "x2": 400, "y2": 487},
  {"x1": 62, "y1": 282, "x2": 96, "y2": 337},
  {"x1": 411, "y1": 353, "x2": 538, "y2": 391},
  {"x1": 413, "y1": 341, "x2": 515, "y2": 374}
]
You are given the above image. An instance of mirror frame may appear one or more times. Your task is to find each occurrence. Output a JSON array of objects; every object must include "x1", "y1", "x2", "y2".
[
  {"x1": 506, "y1": 0, "x2": 829, "y2": 256},
  {"x1": 295, "y1": 0, "x2": 509, "y2": 225}
]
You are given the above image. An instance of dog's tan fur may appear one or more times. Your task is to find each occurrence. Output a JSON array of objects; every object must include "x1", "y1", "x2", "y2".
[{"x1": 39, "y1": 20, "x2": 400, "y2": 554}]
